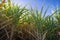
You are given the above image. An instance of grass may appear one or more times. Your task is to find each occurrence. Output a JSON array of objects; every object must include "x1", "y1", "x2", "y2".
[{"x1": 0, "y1": 0, "x2": 60, "y2": 40}]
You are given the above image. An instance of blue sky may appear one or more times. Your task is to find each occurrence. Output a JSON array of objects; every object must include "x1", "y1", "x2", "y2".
[
  {"x1": 11, "y1": 0, "x2": 60, "y2": 8},
  {"x1": 11, "y1": 0, "x2": 60, "y2": 15}
]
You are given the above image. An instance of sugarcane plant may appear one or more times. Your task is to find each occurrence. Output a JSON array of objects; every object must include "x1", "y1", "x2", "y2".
[
  {"x1": 0, "y1": 0, "x2": 60, "y2": 40},
  {"x1": 30, "y1": 5, "x2": 60, "y2": 40},
  {"x1": 0, "y1": 0, "x2": 29, "y2": 40}
]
